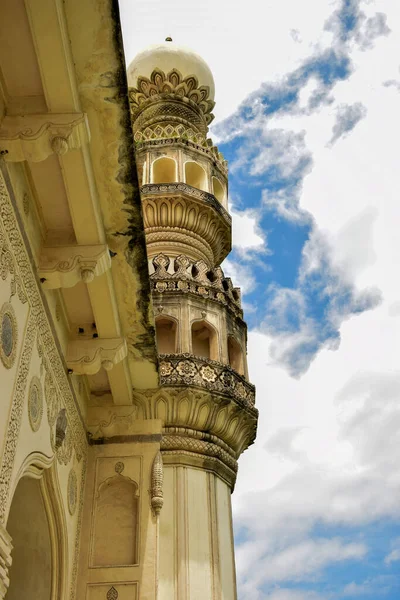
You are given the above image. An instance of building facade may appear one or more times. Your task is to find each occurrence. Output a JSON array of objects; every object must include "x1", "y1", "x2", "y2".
[{"x1": 0, "y1": 2, "x2": 257, "y2": 599}]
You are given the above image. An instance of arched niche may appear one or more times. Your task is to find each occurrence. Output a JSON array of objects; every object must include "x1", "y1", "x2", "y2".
[
  {"x1": 155, "y1": 316, "x2": 177, "y2": 354},
  {"x1": 151, "y1": 156, "x2": 177, "y2": 183},
  {"x1": 6, "y1": 465, "x2": 66, "y2": 600},
  {"x1": 92, "y1": 475, "x2": 139, "y2": 567},
  {"x1": 185, "y1": 161, "x2": 207, "y2": 191},
  {"x1": 191, "y1": 320, "x2": 218, "y2": 361},
  {"x1": 212, "y1": 176, "x2": 225, "y2": 205},
  {"x1": 228, "y1": 336, "x2": 244, "y2": 376}
]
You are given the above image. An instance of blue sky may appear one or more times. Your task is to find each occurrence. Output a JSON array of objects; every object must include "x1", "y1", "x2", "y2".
[{"x1": 120, "y1": 1, "x2": 400, "y2": 598}]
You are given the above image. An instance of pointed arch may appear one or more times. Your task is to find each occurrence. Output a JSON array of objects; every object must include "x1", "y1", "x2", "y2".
[
  {"x1": 6, "y1": 456, "x2": 67, "y2": 600},
  {"x1": 228, "y1": 336, "x2": 244, "y2": 376},
  {"x1": 212, "y1": 176, "x2": 226, "y2": 206},
  {"x1": 155, "y1": 315, "x2": 178, "y2": 354},
  {"x1": 191, "y1": 319, "x2": 218, "y2": 361}
]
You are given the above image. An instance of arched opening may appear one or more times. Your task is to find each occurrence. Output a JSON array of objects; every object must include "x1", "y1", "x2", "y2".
[
  {"x1": 191, "y1": 320, "x2": 218, "y2": 361},
  {"x1": 92, "y1": 476, "x2": 139, "y2": 567},
  {"x1": 155, "y1": 317, "x2": 177, "y2": 354},
  {"x1": 212, "y1": 177, "x2": 225, "y2": 205},
  {"x1": 152, "y1": 157, "x2": 177, "y2": 183},
  {"x1": 184, "y1": 161, "x2": 207, "y2": 191},
  {"x1": 7, "y1": 476, "x2": 53, "y2": 600},
  {"x1": 228, "y1": 336, "x2": 244, "y2": 375}
]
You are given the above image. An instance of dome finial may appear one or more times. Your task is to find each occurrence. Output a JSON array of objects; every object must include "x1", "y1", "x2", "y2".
[{"x1": 165, "y1": 37, "x2": 173, "y2": 42}]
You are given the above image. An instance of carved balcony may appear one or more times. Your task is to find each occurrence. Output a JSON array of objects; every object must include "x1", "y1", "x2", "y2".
[
  {"x1": 140, "y1": 183, "x2": 231, "y2": 265},
  {"x1": 158, "y1": 353, "x2": 256, "y2": 410}
]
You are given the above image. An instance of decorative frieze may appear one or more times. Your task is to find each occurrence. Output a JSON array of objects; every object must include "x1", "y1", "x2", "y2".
[
  {"x1": 38, "y1": 245, "x2": 111, "y2": 289},
  {"x1": 158, "y1": 353, "x2": 255, "y2": 409},
  {"x1": 150, "y1": 253, "x2": 243, "y2": 319},
  {"x1": 0, "y1": 113, "x2": 90, "y2": 163}
]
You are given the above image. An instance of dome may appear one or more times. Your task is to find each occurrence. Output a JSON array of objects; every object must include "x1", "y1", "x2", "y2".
[{"x1": 127, "y1": 41, "x2": 215, "y2": 101}]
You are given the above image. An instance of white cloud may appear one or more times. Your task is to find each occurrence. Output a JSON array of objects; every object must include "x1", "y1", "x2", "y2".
[{"x1": 384, "y1": 538, "x2": 400, "y2": 565}]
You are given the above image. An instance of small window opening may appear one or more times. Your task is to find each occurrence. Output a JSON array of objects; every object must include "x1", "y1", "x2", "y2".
[
  {"x1": 185, "y1": 162, "x2": 207, "y2": 191},
  {"x1": 212, "y1": 177, "x2": 225, "y2": 205},
  {"x1": 228, "y1": 336, "x2": 244, "y2": 375},
  {"x1": 152, "y1": 157, "x2": 177, "y2": 184},
  {"x1": 155, "y1": 317, "x2": 177, "y2": 354},
  {"x1": 191, "y1": 321, "x2": 218, "y2": 360}
]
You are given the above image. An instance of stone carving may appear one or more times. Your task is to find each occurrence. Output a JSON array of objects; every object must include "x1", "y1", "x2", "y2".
[
  {"x1": 0, "y1": 113, "x2": 90, "y2": 162},
  {"x1": 129, "y1": 68, "x2": 215, "y2": 124},
  {"x1": 55, "y1": 409, "x2": 68, "y2": 450},
  {"x1": 68, "y1": 468, "x2": 78, "y2": 515},
  {"x1": 0, "y1": 523, "x2": 12, "y2": 598},
  {"x1": 158, "y1": 353, "x2": 255, "y2": 408},
  {"x1": 0, "y1": 302, "x2": 17, "y2": 369},
  {"x1": 107, "y1": 587, "x2": 118, "y2": 600},
  {"x1": 142, "y1": 190, "x2": 231, "y2": 266},
  {"x1": 141, "y1": 182, "x2": 230, "y2": 221},
  {"x1": 66, "y1": 337, "x2": 127, "y2": 375},
  {"x1": 134, "y1": 124, "x2": 228, "y2": 174},
  {"x1": 151, "y1": 253, "x2": 243, "y2": 318},
  {"x1": 38, "y1": 244, "x2": 111, "y2": 289},
  {"x1": 28, "y1": 376, "x2": 43, "y2": 432},
  {"x1": 151, "y1": 451, "x2": 164, "y2": 516},
  {"x1": 132, "y1": 386, "x2": 257, "y2": 465},
  {"x1": 115, "y1": 461, "x2": 125, "y2": 474}
]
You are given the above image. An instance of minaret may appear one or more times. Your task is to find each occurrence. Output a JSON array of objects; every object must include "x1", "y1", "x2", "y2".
[{"x1": 128, "y1": 41, "x2": 258, "y2": 599}]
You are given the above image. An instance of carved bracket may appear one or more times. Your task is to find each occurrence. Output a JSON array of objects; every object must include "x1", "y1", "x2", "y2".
[
  {"x1": 66, "y1": 338, "x2": 127, "y2": 375},
  {"x1": 0, "y1": 113, "x2": 90, "y2": 162},
  {"x1": 151, "y1": 451, "x2": 164, "y2": 516},
  {"x1": 38, "y1": 244, "x2": 111, "y2": 289},
  {"x1": 0, "y1": 524, "x2": 12, "y2": 599}
]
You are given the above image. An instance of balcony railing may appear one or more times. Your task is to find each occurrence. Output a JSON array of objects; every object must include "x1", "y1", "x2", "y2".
[{"x1": 158, "y1": 353, "x2": 256, "y2": 409}]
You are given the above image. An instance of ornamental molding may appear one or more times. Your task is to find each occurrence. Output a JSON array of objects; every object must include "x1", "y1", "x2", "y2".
[
  {"x1": 150, "y1": 253, "x2": 243, "y2": 319},
  {"x1": 159, "y1": 353, "x2": 255, "y2": 409},
  {"x1": 28, "y1": 376, "x2": 43, "y2": 433},
  {"x1": 0, "y1": 113, "x2": 90, "y2": 163},
  {"x1": 132, "y1": 383, "x2": 257, "y2": 457},
  {"x1": 141, "y1": 183, "x2": 231, "y2": 223},
  {"x1": 66, "y1": 337, "x2": 127, "y2": 375},
  {"x1": 38, "y1": 244, "x2": 111, "y2": 289},
  {"x1": 142, "y1": 189, "x2": 231, "y2": 266},
  {"x1": 150, "y1": 451, "x2": 164, "y2": 516},
  {"x1": 0, "y1": 523, "x2": 12, "y2": 598},
  {"x1": 0, "y1": 302, "x2": 18, "y2": 369},
  {"x1": 129, "y1": 68, "x2": 215, "y2": 125}
]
